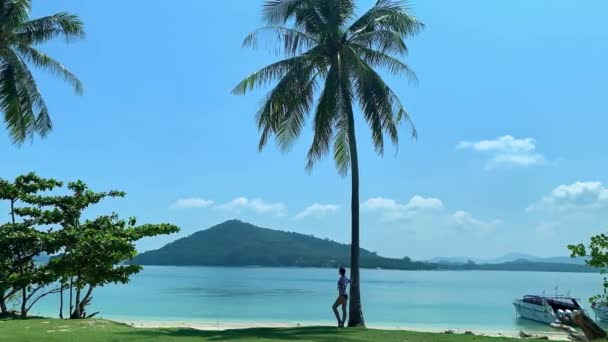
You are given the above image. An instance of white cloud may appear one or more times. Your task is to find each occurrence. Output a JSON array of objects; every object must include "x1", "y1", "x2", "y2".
[
  {"x1": 527, "y1": 181, "x2": 608, "y2": 212},
  {"x1": 170, "y1": 198, "x2": 214, "y2": 209},
  {"x1": 457, "y1": 135, "x2": 544, "y2": 169},
  {"x1": 216, "y1": 197, "x2": 287, "y2": 216},
  {"x1": 295, "y1": 203, "x2": 339, "y2": 220},
  {"x1": 450, "y1": 210, "x2": 502, "y2": 233},
  {"x1": 362, "y1": 196, "x2": 444, "y2": 222}
]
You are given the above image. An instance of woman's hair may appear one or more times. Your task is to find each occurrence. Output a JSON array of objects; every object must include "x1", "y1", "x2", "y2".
[{"x1": 339, "y1": 267, "x2": 346, "y2": 276}]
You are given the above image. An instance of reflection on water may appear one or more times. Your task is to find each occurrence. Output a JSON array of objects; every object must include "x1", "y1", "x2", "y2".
[{"x1": 29, "y1": 266, "x2": 604, "y2": 332}]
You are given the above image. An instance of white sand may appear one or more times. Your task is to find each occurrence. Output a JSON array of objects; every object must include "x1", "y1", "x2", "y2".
[{"x1": 119, "y1": 319, "x2": 570, "y2": 340}]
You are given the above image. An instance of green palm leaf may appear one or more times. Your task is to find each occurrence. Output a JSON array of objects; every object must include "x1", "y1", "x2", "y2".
[
  {"x1": 16, "y1": 45, "x2": 83, "y2": 94},
  {"x1": 16, "y1": 12, "x2": 85, "y2": 44},
  {"x1": 0, "y1": 1, "x2": 84, "y2": 144}
]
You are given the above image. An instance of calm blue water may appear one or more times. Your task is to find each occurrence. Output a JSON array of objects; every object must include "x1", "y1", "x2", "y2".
[{"x1": 24, "y1": 266, "x2": 605, "y2": 332}]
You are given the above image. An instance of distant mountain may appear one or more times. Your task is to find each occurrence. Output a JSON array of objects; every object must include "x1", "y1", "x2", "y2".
[
  {"x1": 132, "y1": 220, "x2": 433, "y2": 270},
  {"x1": 132, "y1": 220, "x2": 596, "y2": 273},
  {"x1": 427, "y1": 256, "x2": 478, "y2": 264},
  {"x1": 484, "y1": 252, "x2": 539, "y2": 264},
  {"x1": 428, "y1": 253, "x2": 587, "y2": 266}
]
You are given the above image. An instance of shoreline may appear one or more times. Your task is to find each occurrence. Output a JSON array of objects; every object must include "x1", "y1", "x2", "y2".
[{"x1": 119, "y1": 318, "x2": 570, "y2": 341}]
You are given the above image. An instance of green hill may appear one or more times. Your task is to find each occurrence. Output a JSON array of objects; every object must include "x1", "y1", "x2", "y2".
[
  {"x1": 131, "y1": 220, "x2": 434, "y2": 270},
  {"x1": 131, "y1": 220, "x2": 597, "y2": 273}
]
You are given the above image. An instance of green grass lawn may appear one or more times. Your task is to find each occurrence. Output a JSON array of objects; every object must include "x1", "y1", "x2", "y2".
[{"x1": 0, "y1": 317, "x2": 539, "y2": 342}]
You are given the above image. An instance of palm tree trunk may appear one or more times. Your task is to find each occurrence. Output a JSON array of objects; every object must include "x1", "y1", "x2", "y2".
[{"x1": 346, "y1": 108, "x2": 365, "y2": 327}]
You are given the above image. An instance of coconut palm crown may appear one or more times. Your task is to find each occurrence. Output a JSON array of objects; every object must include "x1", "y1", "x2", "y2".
[{"x1": 0, "y1": 0, "x2": 84, "y2": 144}]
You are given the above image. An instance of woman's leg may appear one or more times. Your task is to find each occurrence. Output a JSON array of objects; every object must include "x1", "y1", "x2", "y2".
[{"x1": 332, "y1": 297, "x2": 342, "y2": 325}]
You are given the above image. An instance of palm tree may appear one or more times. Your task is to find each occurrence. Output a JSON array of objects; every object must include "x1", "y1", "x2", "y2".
[
  {"x1": 233, "y1": 0, "x2": 422, "y2": 326},
  {"x1": 0, "y1": 0, "x2": 84, "y2": 145}
]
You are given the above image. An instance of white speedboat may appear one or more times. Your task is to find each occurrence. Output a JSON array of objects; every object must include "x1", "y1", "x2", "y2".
[
  {"x1": 591, "y1": 302, "x2": 608, "y2": 321},
  {"x1": 513, "y1": 295, "x2": 584, "y2": 325}
]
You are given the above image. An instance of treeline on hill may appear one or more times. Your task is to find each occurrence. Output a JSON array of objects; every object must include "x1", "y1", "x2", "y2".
[{"x1": 0, "y1": 173, "x2": 179, "y2": 319}]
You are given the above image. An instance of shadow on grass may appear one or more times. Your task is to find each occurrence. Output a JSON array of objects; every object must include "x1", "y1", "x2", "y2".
[{"x1": 121, "y1": 326, "x2": 361, "y2": 341}]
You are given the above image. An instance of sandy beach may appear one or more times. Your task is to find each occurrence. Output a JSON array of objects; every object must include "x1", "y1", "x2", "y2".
[{"x1": 123, "y1": 319, "x2": 571, "y2": 341}]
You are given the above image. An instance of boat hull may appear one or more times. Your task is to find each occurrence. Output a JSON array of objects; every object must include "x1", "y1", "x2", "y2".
[
  {"x1": 592, "y1": 305, "x2": 608, "y2": 321},
  {"x1": 513, "y1": 300, "x2": 556, "y2": 324}
]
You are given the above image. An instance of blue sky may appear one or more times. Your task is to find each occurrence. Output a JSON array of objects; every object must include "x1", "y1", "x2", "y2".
[{"x1": 2, "y1": 0, "x2": 608, "y2": 260}]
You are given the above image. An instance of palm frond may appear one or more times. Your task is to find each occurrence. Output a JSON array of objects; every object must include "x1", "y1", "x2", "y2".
[
  {"x1": 232, "y1": 54, "x2": 318, "y2": 95},
  {"x1": 16, "y1": 45, "x2": 83, "y2": 94},
  {"x1": 306, "y1": 65, "x2": 340, "y2": 172},
  {"x1": 332, "y1": 66, "x2": 355, "y2": 176},
  {"x1": 351, "y1": 44, "x2": 417, "y2": 82},
  {"x1": 318, "y1": 0, "x2": 356, "y2": 30},
  {"x1": 347, "y1": 0, "x2": 423, "y2": 39},
  {"x1": 345, "y1": 47, "x2": 405, "y2": 153},
  {"x1": 0, "y1": 0, "x2": 31, "y2": 28},
  {"x1": 263, "y1": 0, "x2": 330, "y2": 37},
  {"x1": 0, "y1": 52, "x2": 39, "y2": 144},
  {"x1": 12, "y1": 54, "x2": 52, "y2": 138},
  {"x1": 243, "y1": 26, "x2": 318, "y2": 56},
  {"x1": 332, "y1": 114, "x2": 350, "y2": 176},
  {"x1": 275, "y1": 69, "x2": 319, "y2": 150},
  {"x1": 0, "y1": 62, "x2": 31, "y2": 143},
  {"x1": 391, "y1": 90, "x2": 417, "y2": 139},
  {"x1": 256, "y1": 63, "x2": 319, "y2": 151},
  {"x1": 350, "y1": 30, "x2": 408, "y2": 56},
  {"x1": 16, "y1": 12, "x2": 85, "y2": 44},
  {"x1": 262, "y1": 0, "x2": 304, "y2": 25}
]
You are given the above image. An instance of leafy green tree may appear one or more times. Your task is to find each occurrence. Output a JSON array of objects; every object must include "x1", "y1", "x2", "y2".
[
  {"x1": 1, "y1": 174, "x2": 180, "y2": 319},
  {"x1": 33, "y1": 180, "x2": 179, "y2": 319},
  {"x1": 24, "y1": 180, "x2": 125, "y2": 318},
  {"x1": 233, "y1": 0, "x2": 422, "y2": 326},
  {"x1": 0, "y1": 173, "x2": 62, "y2": 317},
  {"x1": 0, "y1": 0, "x2": 85, "y2": 144},
  {"x1": 569, "y1": 234, "x2": 608, "y2": 304},
  {"x1": 55, "y1": 215, "x2": 179, "y2": 319}
]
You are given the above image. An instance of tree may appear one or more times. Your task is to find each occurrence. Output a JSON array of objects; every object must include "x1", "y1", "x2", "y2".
[
  {"x1": 0, "y1": 0, "x2": 85, "y2": 145},
  {"x1": 0, "y1": 174, "x2": 180, "y2": 319},
  {"x1": 569, "y1": 234, "x2": 608, "y2": 304},
  {"x1": 233, "y1": 0, "x2": 422, "y2": 326},
  {"x1": 52, "y1": 215, "x2": 179, "y2": 319},
  {"x1": 0, "y1": 173, "x2": 63, "y2": 317},
  {"x1": 30, "y1": 180, "x2": 180, "y2": 319}
]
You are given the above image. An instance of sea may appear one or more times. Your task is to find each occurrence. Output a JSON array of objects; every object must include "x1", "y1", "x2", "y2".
[{"x1": 24, "y1": 266, "x2": 606, "y2": 333}]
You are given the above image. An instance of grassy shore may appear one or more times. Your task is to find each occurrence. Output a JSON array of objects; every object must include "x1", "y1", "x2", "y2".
[{"x1": 0, "y1": 317, "x2": 549, "y2": 342}]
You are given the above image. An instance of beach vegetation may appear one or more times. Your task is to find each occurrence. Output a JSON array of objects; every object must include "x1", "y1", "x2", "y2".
[{"x1": 0, "y1": 173, "x2": 179, "y2": 319}]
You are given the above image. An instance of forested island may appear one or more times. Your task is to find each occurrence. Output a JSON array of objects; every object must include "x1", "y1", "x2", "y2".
[{"x1": 132, "y1": 220, "x2": 595, "y2": 273}]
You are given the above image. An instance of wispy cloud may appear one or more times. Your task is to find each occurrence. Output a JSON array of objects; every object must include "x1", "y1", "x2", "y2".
[
  {"x1": 216, "y1": 197, "x2": 287, "y2": 217},
  {"x1": 170, "y1": 198, "x2": 214, "y2": 209},
  {"x1": 527, "y1": 181, "x2": 608, "y2": 212},
  {"x1": 362, "y1": 196, "x2": 444, "y2": 222},
  {"x1": 295, "y1": 203, "x2": 339, "y2": 220},
  {"x1": 450, "y1": 210, "x2": 502, "y2": 233},
  {"x1": 457, "y1": 135, "x2": 544, "y2": 170}
]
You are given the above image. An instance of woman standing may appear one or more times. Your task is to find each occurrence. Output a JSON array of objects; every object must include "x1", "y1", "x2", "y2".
[{"x1": 332, "y1": 267, "x2": 350, "y2": 327}]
